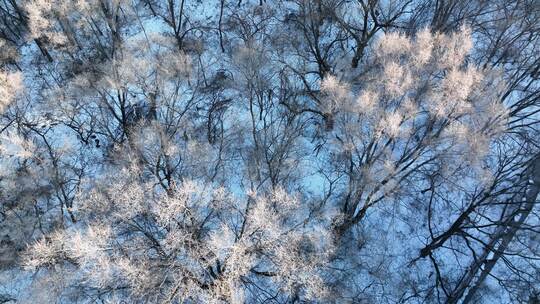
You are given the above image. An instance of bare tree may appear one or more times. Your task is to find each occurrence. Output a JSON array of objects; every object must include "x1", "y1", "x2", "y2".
[{"x1": 0, "y1": 0, "x2": 539, "y2": 303}]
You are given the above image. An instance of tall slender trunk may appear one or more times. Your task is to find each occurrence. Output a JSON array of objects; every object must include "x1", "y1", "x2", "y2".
[{"x1": 447, "y1": 155, "x2": 540, "y2": 304}]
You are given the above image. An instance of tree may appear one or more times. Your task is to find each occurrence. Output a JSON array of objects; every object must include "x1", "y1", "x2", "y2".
[{"x1": 0, "y1": 0, "x2": 539, "y2": 303}]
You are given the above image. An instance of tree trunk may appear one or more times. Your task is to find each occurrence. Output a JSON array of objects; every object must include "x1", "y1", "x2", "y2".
[{"x1": 447, "y1": 155, "x2": 540, "y2": 304}]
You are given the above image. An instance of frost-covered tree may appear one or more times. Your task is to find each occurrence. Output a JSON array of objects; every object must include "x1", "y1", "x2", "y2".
[
  {"x1": 0, "y1": 0, "x2": 539, "y2": 303},
  {"x1": 24, "y1": 168, "x2": 333, "y2": 302}
]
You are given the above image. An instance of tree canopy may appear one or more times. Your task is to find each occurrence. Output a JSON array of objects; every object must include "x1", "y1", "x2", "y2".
[{"x1": 0, "y1": 0, "x2": 540, "y2": 303}]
